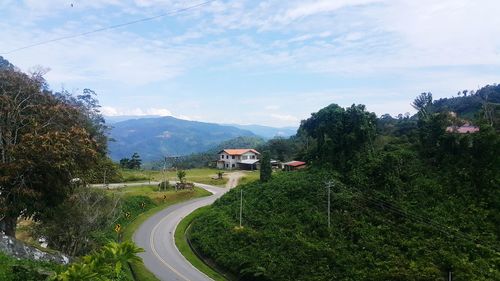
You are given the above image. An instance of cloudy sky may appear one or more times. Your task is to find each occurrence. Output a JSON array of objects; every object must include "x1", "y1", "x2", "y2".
[{"x1": 1, "y1": 0, "x2": 499, "y2": 127}]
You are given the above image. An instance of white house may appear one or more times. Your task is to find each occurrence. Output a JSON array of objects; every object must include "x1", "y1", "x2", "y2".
[{"x1": 216, "y1": 149, "x2": 260, "y2": 170}]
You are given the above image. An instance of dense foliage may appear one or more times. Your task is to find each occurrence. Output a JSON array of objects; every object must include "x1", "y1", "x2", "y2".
[
  {"x1": 119, "y1": 152, "x2": 142, "y2": 170},
  {"x1": 0, "y1": 251, "x2": 61, "y2": 281},
  {"x1": 0, "y1": 68, "x2": 108, "y2": 236},
  {"x1": 190, "y1": 90, "x2": 499, "y2": 280}
]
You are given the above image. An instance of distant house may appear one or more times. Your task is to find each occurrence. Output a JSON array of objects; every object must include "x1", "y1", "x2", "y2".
[
  {"x1": 217, "y1": 149, "x2": 260, "y2": 170},
  {"x1": 283, "y1": 160, "x2": 306, "y2": 171},
  {"x1": 446, "y1": 124, "x2": 480, "y2": 134}
]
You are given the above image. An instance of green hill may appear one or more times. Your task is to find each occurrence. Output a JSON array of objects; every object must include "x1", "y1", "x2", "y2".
[{"x1": 188, "y1": 100, "x2": 499, "y2": 280}]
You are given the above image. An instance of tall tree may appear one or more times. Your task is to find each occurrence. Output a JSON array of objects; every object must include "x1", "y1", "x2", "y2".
[
  {"x1": 260, "y1": 151, "x2": 272, "y2": 183},
  {"x1": 299, "y1": 104, "x2": 376, "y2": 171},
  {"x1": 0, "y1": 69, "x2": 102, "y2": 236}
]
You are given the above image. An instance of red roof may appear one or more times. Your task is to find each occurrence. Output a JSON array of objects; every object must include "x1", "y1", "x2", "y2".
[
  {"x1": 446, "y1": 125, "x2": 480, "y2": 134},
  {"x1": 219, "y1": 149, "x2": 260, "y2": 156},
  {"x1": 284, "y1": 161, "x2": 306, "y2": 167}
]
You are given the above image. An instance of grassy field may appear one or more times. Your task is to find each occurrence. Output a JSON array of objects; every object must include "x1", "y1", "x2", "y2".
[
  {"x1": 238, "y1": 170, "x2": 260, "y2": 185},
  {"x1": 175, "y1": 207, "x2": 229, "y2": 281},
  {"x1": 119, "y1": 168, "x2": 228, "y2": 187}
]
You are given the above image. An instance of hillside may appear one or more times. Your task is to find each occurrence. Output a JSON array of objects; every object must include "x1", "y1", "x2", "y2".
[
  {"x1": 108, "y1": 116, "x2": 258, "y2": 161},
  {"x1": 188, "y1": 100, "x2": 499, "y2": 281}
]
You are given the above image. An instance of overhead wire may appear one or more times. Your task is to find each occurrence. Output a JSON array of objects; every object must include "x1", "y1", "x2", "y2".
[{"x1": 0, "y1": 0, "x2": 217, "y2": 55}]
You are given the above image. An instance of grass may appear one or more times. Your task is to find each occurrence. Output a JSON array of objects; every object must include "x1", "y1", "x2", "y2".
[
  {"x1": 106, "y1": 185, "x2": 212, "y2": 281},
  {"x1": 175, "y1": 207, "x2": 228, "y2": 281},
  {"x1": 238, "y1": 171, "x2": 260, "y2": 186},
  {"x1": 119, "y1": 168, "x2": 228, "y2": 187}
]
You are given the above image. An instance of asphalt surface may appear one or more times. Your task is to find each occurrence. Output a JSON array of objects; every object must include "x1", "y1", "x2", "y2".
[{"x1": 133, "y1": 182, "x2": 231, "y2": 281}]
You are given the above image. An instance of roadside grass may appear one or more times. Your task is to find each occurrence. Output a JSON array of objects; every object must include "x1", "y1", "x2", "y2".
[
  {"x1": 238, "y1": 171, "x2": 260, "y2": 185},
  {"x1": 175, "y1": 207, "x2": 228, "y2": 281},
  {"x1": 105, "y1": 185, "x2": 212, "y2": 281}
]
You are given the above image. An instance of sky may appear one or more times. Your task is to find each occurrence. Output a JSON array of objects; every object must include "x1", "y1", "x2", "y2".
[{"x1": 1, "y1": 0, "x2": 499, "y2": 127}]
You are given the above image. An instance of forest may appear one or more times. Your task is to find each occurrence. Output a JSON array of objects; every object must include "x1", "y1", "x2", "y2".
[{"x1": 189, "y1": 86, "x2": 500, "y2": 280}]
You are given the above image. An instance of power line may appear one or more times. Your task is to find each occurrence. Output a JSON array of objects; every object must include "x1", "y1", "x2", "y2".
[{"x1": 1, "y1": 0, "x2": 217, "y2": 55}]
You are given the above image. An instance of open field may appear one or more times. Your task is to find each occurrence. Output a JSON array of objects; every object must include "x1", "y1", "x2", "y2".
[{"x1": 119, "y1": 168, "x2": 228, "y2": 187}]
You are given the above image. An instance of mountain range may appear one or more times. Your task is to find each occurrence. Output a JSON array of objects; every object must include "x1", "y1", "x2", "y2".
[{"x1": 107, "y1": 116, "x2": 297, "y2": 162}]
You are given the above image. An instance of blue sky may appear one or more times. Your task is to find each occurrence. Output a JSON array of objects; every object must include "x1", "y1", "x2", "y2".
[{"x1": 1, "y1": 0, "x2": 499, "y2": 127}]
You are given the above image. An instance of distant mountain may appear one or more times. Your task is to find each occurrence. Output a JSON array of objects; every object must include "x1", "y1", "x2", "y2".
[
  {"x1": 104, "y1": 115, "x2": 161, "y2": 124},
  {"x1": 223, "y1": 124, "x2": 297, "y2": 139},
  {"x1": 108, "y1": 116, "x2": 258, "y2": 161}
]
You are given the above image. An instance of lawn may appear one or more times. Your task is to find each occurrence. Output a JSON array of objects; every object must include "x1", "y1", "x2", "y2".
[{"x1": 119, "y1": 168, "x2": 228, "y2": 187}]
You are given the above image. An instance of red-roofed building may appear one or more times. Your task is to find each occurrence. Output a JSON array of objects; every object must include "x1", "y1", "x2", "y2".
[
  {"x1": 217, "y1": 149, "x2": 260, "y2": 170},
  {"x1": 283, "y1": 160, "x2": 306, "y2": 171}
]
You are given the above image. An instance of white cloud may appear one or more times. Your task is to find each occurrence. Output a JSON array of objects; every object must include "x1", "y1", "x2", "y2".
[
  {"x1": 270, "y1": 114, "x2": 299, "y2": 122},
  {"x1": 100, "y1": 106, "x2": 173, "y2": 116}
]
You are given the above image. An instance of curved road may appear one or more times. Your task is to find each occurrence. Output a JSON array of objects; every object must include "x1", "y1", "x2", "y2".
[{"x1": 134, "y1": 173, "x2": 244, "y2": 281}]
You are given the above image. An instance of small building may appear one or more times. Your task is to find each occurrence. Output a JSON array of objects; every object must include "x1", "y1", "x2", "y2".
[
  {"x1": 446, "y1": 124, "x2": 480, "y2": 134},
  {"x1": 283, "y1": 160, "x2": 306, "y2": 171},
  {"x1": 217, "y1": 149, "x2": 260, "y2": 170}
]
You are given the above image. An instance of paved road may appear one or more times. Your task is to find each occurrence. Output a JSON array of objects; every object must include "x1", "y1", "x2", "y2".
[
  {"x1": 90, "y1": 181, "x2": 160, "y2": 189},
  {"x1": 134, "y1": 175, "x2": 243, "y2": 281}
]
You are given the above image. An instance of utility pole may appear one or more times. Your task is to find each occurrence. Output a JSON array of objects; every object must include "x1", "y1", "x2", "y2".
[
  {"x1": 448, "y1": 270, "x2": 452, "y2": 281},
  {"x1": 325, "y1": 181, "x2": 333, "y2": 228},
  {"x1": 239, "y1": 189, "x2": 243, "y2": 228},
  {"x1": 162, "y1": 156, "x2": 167, "y2": 191}
]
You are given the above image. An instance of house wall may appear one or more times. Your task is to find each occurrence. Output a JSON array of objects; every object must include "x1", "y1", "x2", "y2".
[
  {"x1": 217, "y1": 151, "x2": 260, "y2": 170},
  {"x1": 218, "y1": 152, "x2": 239, "y2": 170}
]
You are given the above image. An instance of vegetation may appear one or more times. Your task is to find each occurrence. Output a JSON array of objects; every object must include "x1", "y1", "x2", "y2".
[
  {"x1": 189, "y1": 87, "x2": 500, "y2": 281},
  {"x1": 259, "y1": 151, "x2": 272, "y2": 183},
  {"x1": 0, "y1": 251, "x2": 61, "y2": 281},
  {"x1": 119, "y1": 153, "x2": 142, "y2": 170},
  {"x1": 33, "y1": 188, "x2": 121, "y2": 256},
  {"x1": 50, "y1": 241, "x2": 143, "y2": 281},
  {"x1": 0, "y1": 67, "x2": 107, "y2": 236},
  {"x1": 175, "y1": 207, "x2": 228, "y2": 281}
]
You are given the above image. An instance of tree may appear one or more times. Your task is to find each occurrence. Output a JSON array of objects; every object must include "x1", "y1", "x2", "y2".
[
  {"x1": 260, "y1": 151, "x2": 272, "y2": 183},
  {"x1": 34, "y1": 188, "x2": 121, "y2": 256},
  {"x1": 299, "y1": 104, "x2": 376, "y2": 171},
  {"x1": 177, "y1": 170, "x2": 187, "y2": 183},
  {"x1": 0, "y1": 69, "x2": 103, "y2": 236},
  {"x1": 119, "y1": 153, "x2": 141, "y2": 169},
  {"x1": 129, "y1": 152, "x2": 142, "y2": 169},
  {"x1": 412, "y1": 92, "x2": 433, "y2": 119},
  {"x1": 119, "y1": 158, "x2": 130, "y2": 169}
]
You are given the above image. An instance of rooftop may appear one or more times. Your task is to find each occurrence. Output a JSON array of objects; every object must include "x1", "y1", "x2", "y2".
[{"x1": 219, "y1": 149, "x2": 260, "y2": 156}]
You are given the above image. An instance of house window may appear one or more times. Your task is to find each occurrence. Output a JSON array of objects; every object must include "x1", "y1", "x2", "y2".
[
  {"x1": 251, "y1": 155, "x2": 255, "y2": 159},
  {"x1": 232, "y1": 156, "x2": 235, "y2": 159},
  {"x1": 226, "y1": 164, "x2": 229, "y2": 168},
  {"x1": 232, "y1": 164, "x2": 235, "y2": 168},
  {"x1": 221, "y1": 155, "x2": 224, "y2": 159}
]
